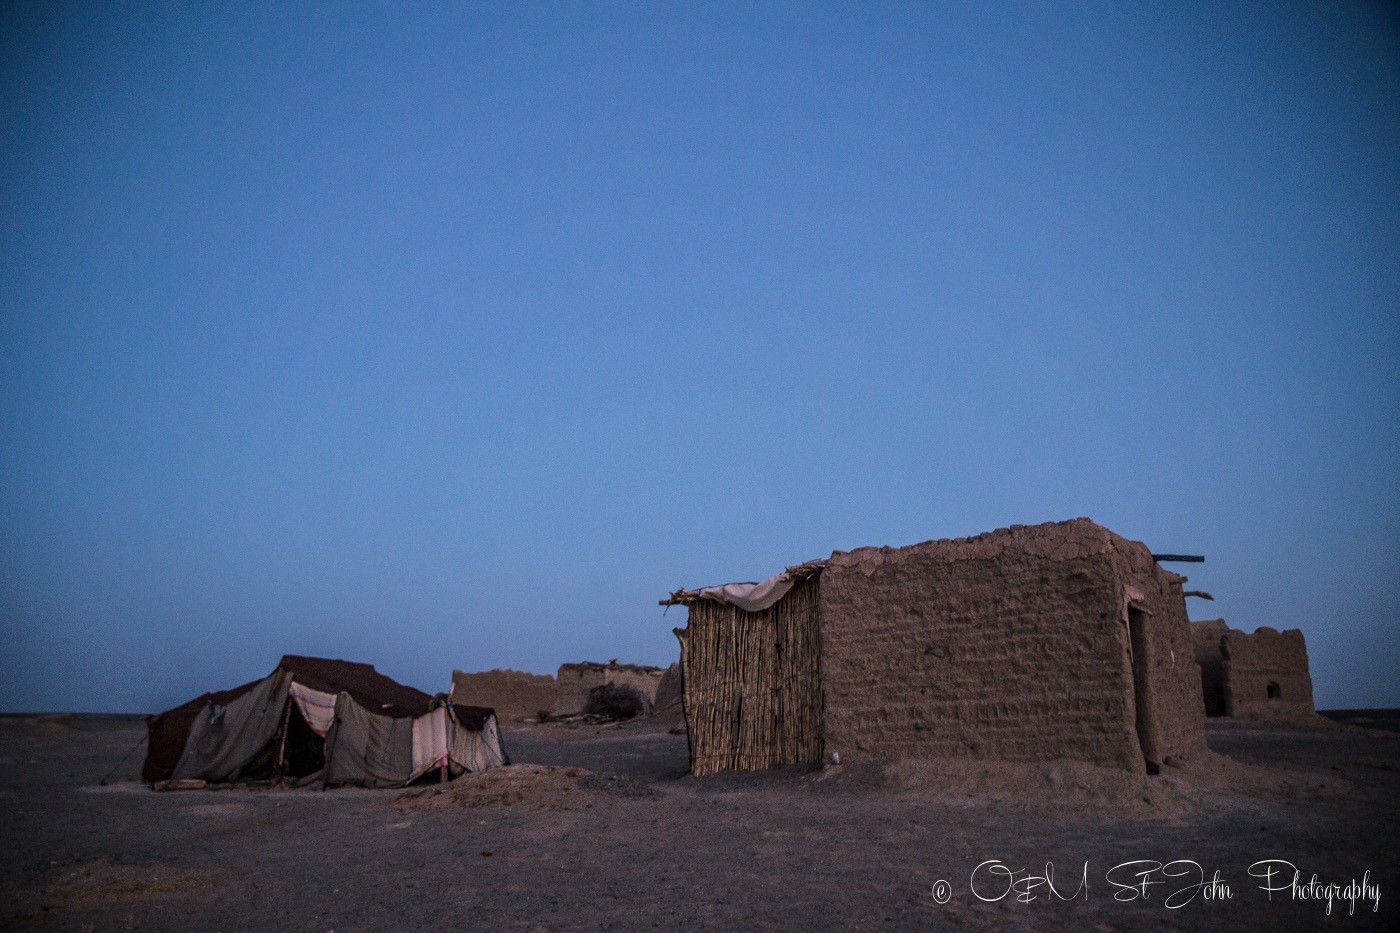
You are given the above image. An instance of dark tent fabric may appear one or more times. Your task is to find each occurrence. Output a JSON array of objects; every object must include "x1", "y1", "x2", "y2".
[
  {"x1": 143, "y1": 656, "x2": 508, "y2": 787},
  {"x1": 323, "y1": 691, "x2": 416, "y2": 786},
  {"x1": 172, "y1": 669, "x2": 292, "y2": 783},
  {"x1": 143, "y1": 677, "x2": 264, "y2": 783},
  {"x1": 277, "y1": 655, "x2": 440, "y2": 718}
]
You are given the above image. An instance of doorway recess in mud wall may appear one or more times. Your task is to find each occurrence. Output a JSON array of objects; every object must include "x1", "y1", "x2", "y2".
[{"x1": 1127, "y1": 606, "x2": 1161, "y2": 773}]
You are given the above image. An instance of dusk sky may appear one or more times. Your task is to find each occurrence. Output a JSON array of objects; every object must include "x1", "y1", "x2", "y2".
[{"x1": 2, "y1": 2, "x2": 1396, "y2": 713}]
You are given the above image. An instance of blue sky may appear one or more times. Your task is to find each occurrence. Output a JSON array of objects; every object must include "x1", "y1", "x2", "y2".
[{"x1": 2, "y1": 2, "x2": 1396, "y2": 712}]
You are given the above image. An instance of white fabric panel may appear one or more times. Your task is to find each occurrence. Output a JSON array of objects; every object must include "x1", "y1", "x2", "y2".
[
  {"x1": 448, "y1": 712, "x2": 507, "y2": 774},
  {"x1": 450, "y1": 729, "x2": 487, "y2": 775},
  {"x1": 695, "y1": 571, "x2": 796, "y2": 612},
  {"x1": 288, "y1": 682, "x2": 338, "y2": 737},
  {"x1": 410, "y1": 706, "x2": 450, "y2": 781},
  {"x1": 483, "y1": 716, "x2": 505, "y2": 767}
]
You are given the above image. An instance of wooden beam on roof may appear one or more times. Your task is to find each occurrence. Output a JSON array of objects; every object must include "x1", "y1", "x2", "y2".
[{"x1": 1152, "y1": 554, "x2": 1204, "y2": 562}]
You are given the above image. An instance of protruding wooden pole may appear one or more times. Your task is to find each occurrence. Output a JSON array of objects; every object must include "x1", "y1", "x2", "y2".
[{"x1": 274, "y1": 699, "x2": 293, "y2": 785}]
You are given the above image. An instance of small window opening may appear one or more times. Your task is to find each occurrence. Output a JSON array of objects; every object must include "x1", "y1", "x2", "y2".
[{"x1": 1267, "y1": 682, "x2": 1281, "y2": 700}]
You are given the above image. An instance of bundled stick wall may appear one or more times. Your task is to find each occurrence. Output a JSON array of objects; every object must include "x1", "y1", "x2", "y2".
[{"x1": 674, "y1": 577, "x2": 822, "y2": 777}]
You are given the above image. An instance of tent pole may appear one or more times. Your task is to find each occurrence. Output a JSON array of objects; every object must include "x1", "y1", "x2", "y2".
[
  {"x1": 321, "y1": 694, "x2": 342, "y2": 791},
  {"x1": 439, "y1": 707, "x2": 449, "y2": 783},
  {"x1": 274, "y1": 699, "x2": 292, "y2": 785}
]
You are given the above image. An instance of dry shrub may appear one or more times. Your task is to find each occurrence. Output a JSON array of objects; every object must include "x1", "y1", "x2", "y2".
[{"x1": 585, "y1": 683, "x2": 646, "y2": 721}]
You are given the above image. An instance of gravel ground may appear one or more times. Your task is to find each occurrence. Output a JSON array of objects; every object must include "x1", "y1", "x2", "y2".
[{"x1": 1, "y1": 713, "x2": 1396, "y2": 931}]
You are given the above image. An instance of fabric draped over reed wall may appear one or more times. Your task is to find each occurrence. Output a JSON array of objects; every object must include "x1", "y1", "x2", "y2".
[{"x1": 676, "y1": 577, "x2": 822, "y2": 777}]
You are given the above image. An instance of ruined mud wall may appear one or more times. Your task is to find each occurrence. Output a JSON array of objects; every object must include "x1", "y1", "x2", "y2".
[
  {"x1": 451, "y1": 669, "x2": 558, "y2": 723},
  {"x1": 1192, "y1": 620, "x2": 1229, "y2": 716},
  {"x1": 1222, "y1": 627, "x2": 1315, "y2": 718},
  {"x1": 653, "y1": 662, "x2": 683, "y2": 711},
  {"x1": 555, "y1": 662, "x2": 665, "y2": 715},
  {"x1": 819, "y1": 519, "x2": 1205, "y2": 772}
]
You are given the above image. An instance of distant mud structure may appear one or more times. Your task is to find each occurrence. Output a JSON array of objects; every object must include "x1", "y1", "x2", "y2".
[
  {"x1": 451, "y1": 669, "x2": 560, "y2": 723},
  {"x1": 1192, "y1": 619, "x2": 1315, "y2": 719},
  {"x1": 555, "y1": 661, "x2": 666, "y2": 716},
  {"x1": 652, "y1": 662, "x2": 683, "y2": 712},
  {"x1": 451, "y1": 661, "x2": 675, "y2": 723},
  {"x1": 1192, "y1": 619, "x2": 1231, "y2": 716},
  {"x1": 665, "y1": 519, "x2": 1208, "y2": 776}
]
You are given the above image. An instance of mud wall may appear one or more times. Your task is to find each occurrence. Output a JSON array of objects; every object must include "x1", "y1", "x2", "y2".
[
  {"x1": 555, "y1": 662, "x2": 666, "y2": 714},
  {"x1": 1192, "y1": 620, "x2": 1229, "y2": 716},
  {"x1": 1104, "y1": 532, "x2": 1207, "y2": 763},
  {"x1": 1222, "y1": 627, "x2": 1315, "y2": 718},
  {"x1": 451, "y1": 669, "x2": 558, "y2": 723},
  {"x1": 819, "y1": 519, "x2": 1205, "y2": 772},
  {"x1": 653, "y1": 662, "x2": 683, "y2": 711}
]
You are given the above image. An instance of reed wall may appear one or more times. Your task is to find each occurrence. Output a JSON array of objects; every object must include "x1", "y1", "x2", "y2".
[{"x1": 676, "y1": 578, "x2": 822, "y2": 776}]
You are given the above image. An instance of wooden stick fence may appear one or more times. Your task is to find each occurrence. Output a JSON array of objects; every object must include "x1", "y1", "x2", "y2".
[{"x1": 674, "y1": 577, "x2": 822, "y2": 776}]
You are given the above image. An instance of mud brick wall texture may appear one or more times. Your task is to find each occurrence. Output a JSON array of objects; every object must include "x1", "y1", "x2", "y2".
[
  {"x1": 555, "y1": 662, "x2": 666, "y2": 715},
  {"x1": 451, "y1": 669, "x2": 559, "y2": 722},
  {"x1": 1192, "y1": 619, "x2": 1229, "y2": 716},
  {"x1": 1221, "y1": 627, "x2": 1315, "y2": 718},
  {"x1": 1105, "y1": 526, "x2": 1206, "y2": 762},
  {"x1": 653, "y1": 663, "x2": 683, "y2": 710},
  {"x1": 819, "y1": 519, "x2": 1206, "y2": 772}
]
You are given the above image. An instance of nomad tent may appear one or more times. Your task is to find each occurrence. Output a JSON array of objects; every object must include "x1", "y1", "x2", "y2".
[{"x1": 143, "y1": 655, "x2": 508, "y2": 788}]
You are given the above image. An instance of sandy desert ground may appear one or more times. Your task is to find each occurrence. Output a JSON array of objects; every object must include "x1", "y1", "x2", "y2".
[{"x1": 1, "y1": 711, "x2": 1396, "y2": 931}]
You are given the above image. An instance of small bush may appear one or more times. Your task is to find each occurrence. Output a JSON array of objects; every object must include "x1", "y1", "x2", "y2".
[{"x1": 585, "y1": 683, "x2": 646, "y2": 721}]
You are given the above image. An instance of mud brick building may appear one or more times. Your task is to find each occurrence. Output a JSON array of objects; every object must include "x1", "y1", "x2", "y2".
[
  {"x1": 1192, "y1": 620, "x2": 1315, "y2": 718},
  {"x1": 554, "y1": 661, "x2": 667, "y2": 715},
  {"x1": 665, "y1": 519, "x2": 1207, "y2": 776},
  {"x1": 1193, "y1": 618, "x2": 1230, "y2": 716},
  {"x1": 451, "y1": 668, "x2": 560, "y2": 723}
]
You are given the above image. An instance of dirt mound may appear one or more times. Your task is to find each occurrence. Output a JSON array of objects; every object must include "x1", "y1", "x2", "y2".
[
  {"x1": 395, "y1": 765, "x2": 664, "y2": 811},
  {"x1": 648, "y1": 700, "x2": 687, "y2": 733},
  {"x1": 31, "y1": 713, "x2": 75, "y2": 729},
  {"x1": 395, "y1": 765, "x2": 603, "y2": 811},
  {"x1": 810, "y1": 749, "x2": 1313, "y2": 821},
  {"x1": 653, "y1": 662, "x2": 682, "y2": 710},
  {"x1": 10, "y1": 856, "x2": 216, "y2": 917},
  {"x1": 0, "y1": 713, "x2": 76, "y2": 730}
]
